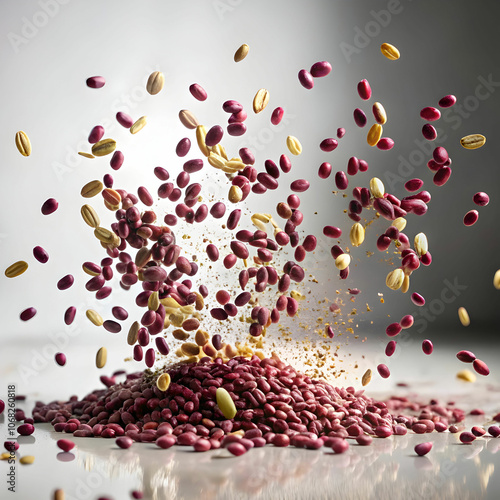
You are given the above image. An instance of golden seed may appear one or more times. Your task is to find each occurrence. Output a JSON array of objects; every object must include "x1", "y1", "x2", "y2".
[
  {"x1": 148, "y1": 291, "x2": 160, "y2": 311},
  {"x1": 156, "y1": 373, "x2": 171, "y2": 392},
  {"x1": 458, "y1": 307, "x2": 470, "y2": 327},
  {"x1": 349, "y1": 222, "x2": 365, "y2": 247},
  {"x1": 372, "y1": 102, "x2": 387, "y2": 124},
  {"x1": 460, "y1": 134, "x2": 486, "y2": 150},
  {"x1": 335, "y1": 254, "x2": 351, "y2": 271},
  {"x1": 226, "y1": 160, "x2": 246, "y2": 171},
  {"x1": 494, "y1": 270, "x2": 500, "y2": 290},
  {"x1": 172, "y1": 328, "x2": 190, "y2": 341},
  {"x1": 386, "y1": 268, "x2": 405, "y2": 290},
  {"x1": 362, "y1": 368, "x2": 372, "y2": 386},
  {"x1": 216, "y1": 387, "x2": 237, "y2": 419},
  {"x1": 94, "y1": 227, "x2": 116, "y2": 245},
  {"x1": 19, "y1": 455, "x2": 35, "y2": 465},
  {"x1": 380, "y1": 42, "x2": 400, "y2": 60},
  {"x1": 392, "y1": 217, "x2": 407, "y2": 231},
  {"x1": 135, "y1": 247, "x2": 152, "y2": 268},
  {"x1": 228, "y1": 185, "x2": 243, "y2": 203},
  {"x1": 290, "y1": 290, "x2": 305, "y2": 300},
  {"x1": 414, "y1": 233, "x2": 428, "y2": 257},
  {"x1": 91, "y1": 138, "x2": 116, "y2": 157},
  {"x1": 130, "y1": 116, "x2": 147, "y2": 135},
  {"x1": 146, "y1": 71, "x2": 165, "y2": 95},
  {"x1": 234, "y1": 43, "x2": 249, "y2": 62},
  {"x1": 252, "y1": 213, "x2": 271, "y2": 223},
  {"x1": 96, "y1": 347, "x2": 107, "y2": 368},
  {"x1": 78, "y1": 152, "x2": 95, "y2": 159},
  {"x1": 179, "y1": 109, "x2": 199, "y2": 129},
  {"x1": 102, "y1": 188, "x2": 121, "y2": 206},
  {"x1": 5, "y1": 260, "x2": 28, "y2": 278},
  {"x1": 286, "y1": 135, "x2": 302, "y2": 156},
  {"x1": 86, "y1": 309, "x2": 103, "y2": 326},
  {"x1": 180, "y1": 342, "x2": 200, "y2": 357},
  {"x1": 401, "y1": 274, "x2": 410, "y2": 294},
  {"x1": 127, "y1": 321, "x2": 140, "y2": 346},
  {"x1": 456, "y1": 369, "x2": 476, "y2": 383},
  {"x1": 81, "y1": 180, "x2": 103, "y2": 198},
  {"x1": 196, "y1": 125, "x2": 210, "y2": 157},
  {"x1": 367, "y1": 123, "x2": 383, "y2": 146},
  {"x1": 195, "y1": 329, "x2": 210, "y2": 346},
  {"x1": 15, "y1": 131, "x2": 32, "y2": 156},
  {"x1": 253, "y1": 88, "x2": 270, "y2": 114},
  {"x1": 369, "y1": 177, "x2": 385, "y2": 198},
  {"x1": 1, "y1": 452, "x2": 12, "y2": 460},
  {"x1": 207, "y1": 152, "x2": 227, "y2": 170},
  {"x1": 54, "y1": 489, "x2": 65, "y2": 500}
]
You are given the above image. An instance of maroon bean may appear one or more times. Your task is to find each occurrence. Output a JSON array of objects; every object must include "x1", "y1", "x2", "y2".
[
  {"x1": 264, "y1": 159, "x2": 280, "y2": 179},
  {"x1": 326, "y1": 326, "x2": 334, "y2": 338},
  {"x1": 318, "y1": 162, "x2": 332, "y2": 179},
  {"x1": 420, "y1": 107, "x2": 441, "y2": 121},
  {"x1": 57, "y1": 274, "x2": 74, "y2": 290},
  {"x1": 310, "y1": 60, "x2": 332, "y2": 77},
  {"x1": 295, "y1": 245, "x2": 306, "y2": 262},
  {"x1": 319, "y1": 138, "x2": 338, "y2": 152},
  {"x1": 272, "y1": 434, "x2": 290, "y2": 447},
  {"x1": 373, "y1": 198, "x2": 395, "y2": 220},
  {"x1": 116, "y1": 111, "x2": 133, "y2": 128},
  {"x1": 290, "y1": 179, "x2": 310, "y2": 192},
  {"x1": 377, "y1": 364, "x2": 390, "y2": 379},
  {"x1": 142, "y1": 266, "x2": 167, "y2": 282},
  {"x1": 337, "y1": 127, "x2": 346, "y2": 139},
  {"x1": 377, "y1": 137, "x2": 394, "y2": 150},
  {"x1": 156, "y1": 435, "x2": 176, "y2": 449},
  {"x1": 463, "y1": 210, "x2": 479, "y2": 226},
  {"x1": 235, "y1": 292, "x2": 251, "y2": 307},
  {"x1": 456, "y1": 350, "x2": 476, "y2": 363},
  {"x1": 422, "y1": 124, "x2": 437, "y2": 141},
  {"x1": 137, "y1": 186, "x2": 154, "y2": 206},
  {"x1": 239, "y1": 147, "x2": 255, "y2": 165},
  {"x1": 55, "y1": 352, "x2": 66, "y2": 366},
  {"x1": 189, "y1": 83, "x2": 207, "y2": 101},
  {"x1": 353, "y1": 108, "x2": 367, "y2": 127},
  {"x1": 86, "y1": 76, "x2": 105, "y2": 88},
  {"x1": 175, "y1": 138, "x2": 191, "y2": 157},
  {"x1": 111, "y1": 306, "x2": 128, "y2": 321},
  {"x1": 110, "y1": 150, "x2": 124, "y2": 170},
  {"x1": 103, "y1": 320, "x2": 121, "y2": 334},
  {"x1": 230, "y1": 109, "x2": 247, "y2": 123},
  {"x1": 302, "y1": 235, "x2": 317, "y2": 252},
  {"x1": 473, "y1": 359, "x2": 489, "y2": 376},
  {"x1": 422, "y1": 340, "x2": 433, "y2": 355},
  {"x1": 405, "y1": 178, "x2": 424, "y2": 192},
  {"x1": 257, "y1": 172, "x2": 279, "y2": 190},
  {"x1": 357, "y1": 79, "x2": 371, "y2": 100},
  {"x1": 230, "y1": 240, "x2": 249, "y2": 260},
  {"x1": 115, "y1": 436, "x2": 133, "y2": 449},
  {"x1": 227, "y1": 442, "x2": 247, "y2": 456},
  {"x1": 205, "y1": 125, "x2": 224, "y2": 147},
  {"x1": 471, "y1": 426, "x2": 486, "y2": 437},
  {"x1": 227, "y1": 209, "x2": 241, "y2": 230},
  {"x1": 33, "y1": 246, "x2": 49, "y2": 263},
  {"x1": 271, "y1": 107, "x2": 284, "y2": 125},
  {"x1": 183, "y1": 159, "x2": 204, "y2": 174},
  {"x1": 323, "y1": 226, "x2": 342, "y2": 238},
  {"x1": 359, "y1": 159, "x2": 369, "y2": 171},
  {"x1": 88, "y1": 125, "x2": 104, "y2": 144},
  {"x1": 41, "y1": 198, "x2": 58, "y2": 215},
  {"x1": 488, "y1": 426, "x2": 500, "y2": 438},
  {"x1": 103, "y1": 174, "x2": 113, "y2": 189},
  {"x1": 85, "y1": 274, "x2": 105, "y2": 292},
  {"x1": 18, "y1": 423, "x2": 34, "y2": 436},
  {"x1": 227, "y1": 123, "x2": 247, "y2": 136},
  {"x1": 356, "y1": 434, "x2": 373, "y2": 446},
  {"x1": 133, "y1": 345, "x2": 143, "y2": 362},
  {"x1": 206, "y1": 244, "x2": 219, "y2": 262},
  {"x1": 411, "y1": 292, "x2": 425, "y2": 306},
  {"x1": 459, "y1": 431, "x2": 476, "y2": 444},
  {"x1": 286, "y1": 297, "x2": 299, "y2": 317},
  {"x1": 385, "y1": 341, "x2": 396, "y2": 357},
  {"x1": 20, "y1": 307, "x2": 37, "y2": 321},
  {"x1": 335, "y1": 171, "x2": 348, "y2": 190},
  {"x1": 386, "y1": 323, "x2": 402, "y2": 337},
  {"x1": 211, "y1": 308, "x2": 228, "y2": 321},
  {"x1": 223, "y1": 100, "x2": 242, "y2": 114},
  {"x1": 433, "y1": 146, "x2": 449, "y2": 164},
  {"x1": 347, "y1": 156, "x2": 360, "y2": 176},
  {"x1": 279, "y1": 154, "x2": 292, "y2": 173},
  {"x1": 473, "y1": 192, "x2": 489, "y2": 206},
  {"x1": 438, "y1": 95, "x2": 456, "y2": 108},
  {"x1": 298, "y1": 69, "x2": 314, "y2": 89},
  {"x1": 414, "y1": 442, "x2": 432, "y2": 456}
]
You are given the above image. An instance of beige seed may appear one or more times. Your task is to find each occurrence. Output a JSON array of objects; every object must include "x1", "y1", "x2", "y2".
[
  {"x1": 146, "y1": 71, "x2": 165, "y2": 95},
  {"x1": 367, "y1": 123, "x2": 383, "y2": 146},
  {"x1": 361, "y1": 368, "x2": 372, "y2": 386},
  {"x1": 130, "y1": 116, "x2": 147, "y2": 135},
  {"x1": 401, "y1": 274, "x2": 410, "y2": 294},
  {"x1": 156, "y1": 373, "x2": 171, "y2": 392},
  {"x1": 349, "y1": 222, "x2": 365, "y2": 247},
  {"x1": 234, "y1": 43, "x2": 249, "y2": 62},
  {"x1": 226, "y1": 160, "x2": 246, "y2": 171},
  {"x1": 207, "y1": 152, "x2": 227, "y2": 170},
  {"x1": 456, "y1": 369, "x2": 476, "y2": 383},
  {"x1": 252, "y1": 213, "x2": 271, "y2": 223},
  {"x1": 414, "y1": 233, "x2": 428, "y2": 257},
  {"x1": 392, "y1": 217, "x2": 407, "y2": 231},
  {"x1": 135, "y1": 247, "x2": 152, "y2": 268},
  {"x1": 78, "y1": 152, "x2": 95, "y2": 159},
  {"x1": 15, "y1": 131, "x2": 32, "y2": 156},
  {"x1": 224, "y1": 344, "x2": 239, "y2": 359},
  {"x1": 290, "y1": 290, "x2": 305, "y2": 300},
  {"x1": 127, "y1": 321, "x2": 140, "y2": 346},
  {"x1": 102, "y1": 188, "x2": 122, "y2": 206},
  {"x1": 169, "y1": 311, "x2": 185, "y2": 327},
  {"x1": 380, "y1": 42, "x2": 400, "y2": 60},
  {"x1": 286, "y1": 135, "x2": 302, "y2": 156},
  {"x1": 213, "y1": 144, "x2": 228, "y2": 160},
  {"x1": 195, "y1": 329, "x2": 210, "y2": 346},
  {"x1": 172, "y1": 328, "x2": 190, "y2": 341},
  {"x1": 94, "y1": 227, "x2": 116, "y2": 245},
  {"x1": 5, "y1": 260, "x2": 28, "y2": 278},
  {"x1": 81, "y1": 180, "x2": 103, "y2": 198},
  {"x1": 86, "y1": 309, "x2": 103, "y2": 327},
  {"x1": 253, "y1": 88, "x2": 270, "y2": 114},
  {"x1": 179, "y1": 109, "x2": 199, "y2": 129},
  {"x1": 369, "y1": 177, "x2": 385, "y2": 198},
  {"x1": 96, "y1": 347, "x2": 107, "y2": 368},
  {"x1": 180, "y1": 342, "x2": 200, "y2": 357},
  {"x1": 1, "y1": 452, "x2": 12, "y2": 460},
  {"x1": 91, "y1": 138, "x2": 116, "y2": 157},
  {"x1": 148, "y1": 291, "x2": 160, "y2": 311},
  {"x1": 460, "y1": 134, "x2": 486, "y2": 150},
  {"x1": 216, "y1": 387, "x2": 237, "y2": 419},
  {"x1": 19, "y1": 455, "x2": 35, "y2": 465},
  {"x1": 386, "y1": 268, "x2": 405, "y2": 290},
  {"x1": 335, "y1": 253, "x2": 351, "y2": 271},
  {"x1": 372, "y1": 102, "x2": 387, "y2": 124},
  {"x1": 81, "y1": 205, "x2": 100, "y2": 228},
  {"x1": 196, "y1": 125, "x2": 210, "y2": 157},
  {"x1": 228, "y1": 185, "x2": 243, "y2": 203},
  {"x1": 494, "y1": 270, "x2": 500, "y2": 290},
  {"x1": 54, "y1": 489, "x2": 65, "y2": 500},
  {"x1": 458, "y1": 307, "x2": 470, "y2": 327},
  {"x1": 194, "y1": 292, "x2": 204, "y2": 311}
]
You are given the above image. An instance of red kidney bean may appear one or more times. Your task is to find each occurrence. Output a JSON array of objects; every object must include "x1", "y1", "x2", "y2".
[
  {"x1": 460, "y1": 431, "x2": 476, "y2": 444},
  {"x1": 319, "y1": 138, "x2": 338, "y2": 152},
  {"x1": 433, "y1": 146, "x2": 449, "y2": 164},
  {"x1": 88, "y1": 125, "x2": 104, "y2": 144},
  {"x1": 414, "y1": 442, "x2": 432, "y2": 456},
  {"x1": 279, "y1": 154, "x2": 292, "y2": 173},
  {"x1": 463, "y1": 210, "x2": 479, "y2": 226},
  {"x1": 227, "y1": 442, "x2": 247, "y2": 456},
  {"x1": 420, "y1": 107, "x2": 441, "y2": 121},
  {"x1": 386, "y1": 323, "x2": 402, "y2": 337},
  {"x1": 357, "y1": 79, "x2": 372, "y2": 100},
  {"x1": 54, "y1": 352, "x2": 66, "y2": 366},
  {"x1": 227, "y1": 209, "x2": 241, "y2": 230},
  {"x1": 223, "y1": 100, "x2": 243, "y2": 113},
  {"x1": 110, "y1": 150, "x2": 124, "y2": 170},
  {"x1": 183, "y1": 158, "x2": 204, "y2": 174},
  {"x1": 57, "y1": 274, "x2": 74, "y2": 290},
  {"x1": 298, "y1": 69, "x2": 314, "y2": 89},
  {"x1": 189, "y1": 83, "x2": 207, "y2": 101},
  {"x1": 473, "y1": 359, "x2": 489, "y2": 376},
  {"x1": 347, "y1": 156, "x2": 359, "y2": 176},
  {"x1": 411, "y1": 292, "x2": 425, "y2": 306},
  {"x1": 456, "y1": 350, "x2": 476, "y2": 363},
  {"x1": 20, "y1": 307, "x2": 37, "y2": 321},
  {"x1": 112, "y1": 307, "x2": 128, "y2": 321},
  {"x1": 473, "y1": 192, "x2": 489, "y2": 206},
  {"x1": 302, "y1": 235, "x2": 317, "y2": 252},
  {"x1": 377, "y1": 364, "x2": 390, "y2": 379},
  {"x1": 229, "y1": 109, "x2": 247, "y2": 123},
  {"x1": 137, "y1": 186, "x2": 154, "y2": 206},
  {"x1": 377, "y1": 137, "x2": 394, "y2": 150},
  {"x1": 86, "y1": 76, "x2": 105, "y2": 88},
  {"x1": 234, "y1": 291, "x2": 251, "y2": 307},
  {"x1": 335, "y1": 171, "x2": 348, "y2": 190},
  {"x1": 18, "y1": 423, "x2": 35, "y2": 436},
  {"x1": 116, "y1": 111, "x2": 134, "y2": 128},
  {"x1": 206, "y1": 244, "x2": 219, "y2": 262},
  {"x1": 154, "y1": 167, "x2": 170, "y2": 182},
  {"x1": 41, "y1": 198, "x2": 58, "y2": 215},
  {"x1": 471, "y1": 426, "x2": 486, "y2": 437},
  {"x1": 257, "y1": 172, "x2": 279, "y2": 190},
  {"x1": 271, "y1": 107, "x2": 284, "y2": 125},
  {"x1": 404, "y1": 178, "x2": 424, "y2": 192},
  {"x1": 115, "y1": 436, "x2": 133, "y2": 449},
  {"x1": 356, "y1": 434, "x2": 373, "y2": 446},
  {"x1": 227, "y1": 123, "x2": 247, "y2": 136},
  {"x1": 385, "y1": 341, "x2": 396, "y2": 357},
  {"x1": 103, "y1": 174, "x2": 114, "y2": 188},
  {"x1": 422, "y1": 124, "x2": 437, "y2": 141},
  {"x1": 323, "y1": 226, "x2": 342, "y2": 238},
  {"x1": 310, "y1": 61, "x2": 332, "y2": 77},
  {"x1": 156, "y1": 435, "x2": 176, "y2": 449},
  {"x1": 205, "y1": 125, "x2": 224, "y2": 147},
  {"x1": 325, "y1": 326, "x2": 334, "y2": 338},
  {"x1": 353, "y1": 108, "x2": 367, "y2": 127},
  {"x1": 422, "y1": 340, "x2": 433, "y2": 355},
  {"x1": 438, "y1": 95, "x2": 456, "y2": 108},
  {"x1": 208, "y1": 202, "x2": 225, "y2": 219},
  {"x1": 103, "y1": 320, "x2": 121, "y2": 334},
  {"x1": 400, "y1": 315, "x2": 414, "y2": 329},
  {"x1": 133, "y1": 345, "x2": 143, "y2": 362},
  {"x1": 239, "y1": 147, "x2": 255, "y2": 165},
  {"x1": 337, "y1": 127, "x2": 346, "y2": 139},
  {"x1": 488, "y1": 426, "x2": 500, "y2": 438},
  {"x1": 175, "y1": 138, "x2": 191, "y2": 157},
  {"x1": 318, "y1": 162, "x2": 332, "y2": 179},
  {"x1": 33, "y1": 245, "x2": 49, "y2": 263}
]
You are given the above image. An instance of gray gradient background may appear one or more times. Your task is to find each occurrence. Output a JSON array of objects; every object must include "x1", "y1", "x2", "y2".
[{"x1": 1, "y1": 0, "x2": 499, "y2": 390}]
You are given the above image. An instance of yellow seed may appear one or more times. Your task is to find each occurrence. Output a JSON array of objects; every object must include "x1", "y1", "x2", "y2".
[
  {"x1": 414, "y1": 233, "x2": 428, "y2": 257},
  {"x1": 172, "y1": 328, "x2": 190, "y2": 341},
  {"x1": 401, "y1": 274, "x2": 410, "y2": 294},
  {"x1": 372, "y1": 102, "x2": 387, "y2": 124},
  {"x1": 252, "y1": 213, "x2": 271, "y2": 223},
  {"x1": 226, "y1": 160, "x2": 246, "y2": 171},
  {"x1": 146, "y1": 71, "x2": 165, "y2": 95},
  {"x1": 181, "y1": 342, "x2": 200, "y2": 357},
  {"x1": 135, "y1": 247, "x2": 152, "y2": 268},
  {"x1": 369, "y1": 177, "x2": 385, "y2": 198},
  {"x1": 392, "y1": 217, "x2": 407, "y2": 232},
  {"x1": 5, "y1": 260, "x2": 28, "y2": 278},
  {"x1": 367, "y1": 123, "x2": 383, "y2": 146},
  {"x1": 458, "y1": 307, "x2": 470, "y2": 327},
  {"x1": 94, "y1": 227, "x2": 116, "y2": 245},
  {"x1": 361, "y1": 368, "x2": 372, "y2": 386},
  {"x1": 207, "y1": 152, "x2": 227, "y2": 170},
  {"x1": 460, "y1": 134, "x2": 486, "y2": 150},
  {"x1": 286, "y1": 135, "x2": 302, "y2": 156},
  {"x1": 349, "y1": 222, "x2": 365, "y2": 247},
  {"x1": 19, "y1": 455, "x2": 35, "y2": 465},
  {"x1": 148, "y1": 291, "x2": 160, "y2": 311},
  {"x1": 96, "y1": 347, "x2": 107, "y2": 368},
  {"x1": 81, "y1": 180, "x2": 103, "y2": 198},
  {"x1": 54, "y1": 489, "x2": 65, "y2": 500},
  {"x1": 86, "y1": 309, "x2": 103, "y2": 326},
  {"x1": 195, "y1": 329, "x2": 210, "y2": 346},
  {"x1": 494, "y1": 270, "x2": 500, "y2": 290},
  {"x1": 216, "y1": 387, "x2": 237, "y2": 419},
  {"x1": 156, "y1": 373, "x2": 171, "y2": 392},
  {"x1": 169, "y1": 311, "x2": 185, "y2": 327},
  {"x1": 104, "y1": 200, "x2": 120, "y2": 212},
  {"x1": 234, "y1": 43, "x2": 249, "y2": 62},
  {"x1": 228, "y1": 185, "x2": 243, "y2": 203},
  {"x1": 1, "y1": 452, "x2": 12, "y2": 460},
  {"x1": 179, "y1": 109, "x2": 199, "y2": 129},
  {"x1": 80, "y1": 205, "x2": 100, "y2": 228},
  {"x1": 290, "y1": 290, "x2": 305, "y2": 301},
  {"x1": 335, "y1": 254, "x2": 351, "y2": 271},
  {"x1": 195, "y1": 125, "x2": 209, "y2": 157},
  {"x1": 130, "y1": 116, "x2": 147, "y2": 134},
  {"x1": 15, "y1": 131, "x2": 32, "y2": 156},
  {"x1": 386, "y1": 268, "x2": 405, "y2": 290},
  {"x1": 381, "y1": 42, "x2": 400, "y2": 60},
  {"x1": 78, "y1": 152, "x2": 95, "y2": 159},
  {"x1": 457, "y1": 369, "x2": 476, "y2": 383},
  {"x1": 91, "y1": 138, "x2": 116, "y2": 157},
  {"x1": 253, "y1": 88, "x2": 270, "y2": 114},
  {"x1": 127, "y1": 321, "x2": 140, "y2": 346},
  {"x1": 224, "y1": 344, "x2": 238, "y2": 359}
]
